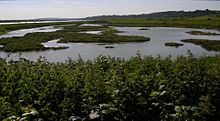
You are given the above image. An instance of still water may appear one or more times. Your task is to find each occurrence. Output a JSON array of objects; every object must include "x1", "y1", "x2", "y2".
[
  {"x1": 0, "y1": 26, "x2": 220, "y2": 62},
  {"x1": 0, "y1": 26, "x2": 62, "y2": 38}
]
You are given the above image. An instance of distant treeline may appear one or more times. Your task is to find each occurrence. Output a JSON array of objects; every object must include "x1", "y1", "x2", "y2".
[
  {"x1": 86, "y1": 9, "x2": 220, "y2": 20},
  {"x1": 1, "y1": 9, "x2": 220, "y2": 22}
]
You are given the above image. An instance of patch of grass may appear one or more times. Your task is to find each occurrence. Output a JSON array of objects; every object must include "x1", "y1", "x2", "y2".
[
  {"x1": 181, "y1": 39, "x2": 220, "y2": 51},
  {"x1": 62, "y1": 25, "x2": 106, "y2": 32},
  {"x1": 186, "y1": 31, "x2": 220, "y2": 35},
  {"x1": 104, "y1": 16, "x2": 220, "y2": 29},
  {"x1": 59, "y1": 26, "x2": 149, "y2": 43},
  {"x1": 0, "y1": 32, "x2": 60, "y2": 52},
  {"x1": 165, "y1": 42, "x2": 184, "y2": 48},
  {"x1": 0, "y1": 31, "x2": 5, "y2": 35},
  {"x1": 59, "y1": 32, "x2": 149, "y2": 43}
]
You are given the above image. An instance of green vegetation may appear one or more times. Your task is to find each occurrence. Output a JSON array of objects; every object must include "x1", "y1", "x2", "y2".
[
  {"x1": 87, "y1": 10, "x2": 220, "y2": 20},
  {"x1": 165, "y1": 42, "x2": 184, "y2": 48},
  {"x1": 104, "y1": 16, "x2": 220, "y2": 29},
  {"x1": 0, "y1": 25, "x2": 149, "y2": 52},
  {"x1": 0, "y1": 32, "x2": 60, "y2": 52},
  {"x1": 0, "y1": 54, "x2": 220, "y2": 120},
  {"x1": 186, "y1": 30, "x2": 220, "y2": 35},
  {"x1": 181, "y1": 39, "x2": 220, "y2": 52},
  {"x1": 59, "y1": 27, "x2": 149, "y2": 43},
  {"x1": 58, "y1": 26, "x2": 149, "y2": 43},
  {"x1": 0, "y1": 31, "x2": 5, "y2": 35}
]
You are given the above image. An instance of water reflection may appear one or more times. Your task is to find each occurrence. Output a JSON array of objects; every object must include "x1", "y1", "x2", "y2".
[
  {"x1": 42, "y1": 39, "x2": 69, "y2": 48},
  {"x1": 79, "y1": 31, "x2": 102, "y2": 35},
  {"x1": 80, "y1": 24, "x2": 103, "y2": 27}
]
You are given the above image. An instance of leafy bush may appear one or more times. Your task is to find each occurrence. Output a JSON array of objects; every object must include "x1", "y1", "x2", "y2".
[{"x1": 0, "y1": 54, "x2": 220, "y2": 120}]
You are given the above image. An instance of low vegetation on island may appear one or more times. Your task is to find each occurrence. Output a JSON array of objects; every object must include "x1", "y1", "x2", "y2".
[
  {"x1": 139, "y1": 28, "x2": 150, "y2": 30},
  {"x1": 102, "y1": 16, "x2": 220, "y2": 29},
  {"x1": 186, "y1": 31, "x2": 220, "y2": 35},
  {"x1": 105, "y1": 46, "x2": 115, "y2": 49},
  {"x1": 181, "y1": 39, "x2": 220, "y2": 52},
  {"x1": 165, "y1": 42, "x2": 184, "y2": 48},
  {"x1": 59, "y1": 27, "x2": 149, "y2": 43}
]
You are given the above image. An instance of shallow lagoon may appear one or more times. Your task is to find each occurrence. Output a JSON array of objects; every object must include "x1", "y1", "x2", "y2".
[
  {"x1": 0, "y1": 26, "x2": 220, "y2": 62},
  {"x1": 0, "y1": 26, "x2": 62, "y2": 38}
]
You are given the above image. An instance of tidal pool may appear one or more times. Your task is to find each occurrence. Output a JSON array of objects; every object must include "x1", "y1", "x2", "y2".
[
  {"x1": 41, "y1": 39, "x2": 70, "y2": 48},
  {"x1": 0, "y1": 26, "x2": 62, "y2": 38},
  {"x1": 80, "y1": 24, "x2": 103, "y2": 27},
  {"x1": 0, "y1": 26, "x2": 220, "y2": 62},
  {"x1": 79, "y1": 31, "x2": 102, "y2": 35}
]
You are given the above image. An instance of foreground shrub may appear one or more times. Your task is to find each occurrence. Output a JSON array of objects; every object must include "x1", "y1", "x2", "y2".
[{"x1": 0, "y1": 54, "x2": 220, "y2": 121}]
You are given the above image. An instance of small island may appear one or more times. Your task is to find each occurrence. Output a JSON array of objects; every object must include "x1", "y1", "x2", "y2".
[
  {"x1": 139, "y1": 28, "x2": 150, "y2": 30},
  {"x1": 186, "y1": 31, "x2": 220, "y2": 36},
  {"x1": 49, "y1": 46, "x2": 69, "y2": 50},
  {"x1": 105, "y1": 46, "x2": 115, "y2": 49},
  {"x1": 165, "y1": 42, "x2": 184, "y2": 48},
  {"x1": 181, "y1": 39, "x2": 220, "y2": 52}
]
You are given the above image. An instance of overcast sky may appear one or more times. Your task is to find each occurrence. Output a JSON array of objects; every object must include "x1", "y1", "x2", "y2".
[{"x1": 0, "y1": 0, "x2": 220, "y2": 20}]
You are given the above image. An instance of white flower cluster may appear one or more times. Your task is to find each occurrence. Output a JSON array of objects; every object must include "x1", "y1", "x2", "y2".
[{"x1": 89, "y1": 110, "x2": 100, "y2": 119}]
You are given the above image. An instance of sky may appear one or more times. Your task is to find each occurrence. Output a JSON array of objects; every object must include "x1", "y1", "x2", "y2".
[{"x1": 0, "y1": 0, "x2": 220, "y2": 20}]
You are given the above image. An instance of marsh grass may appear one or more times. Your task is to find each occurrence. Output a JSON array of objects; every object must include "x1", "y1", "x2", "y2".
[
  {"x1": 104, "y1": 16, "x2": 220, "y2": 29},
  {"x1": 186, "y1": 31, "x2": 220, "y2": 35},
  {"x1": 181, "y1": 39, "x2": 220, "y2": 51}
]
